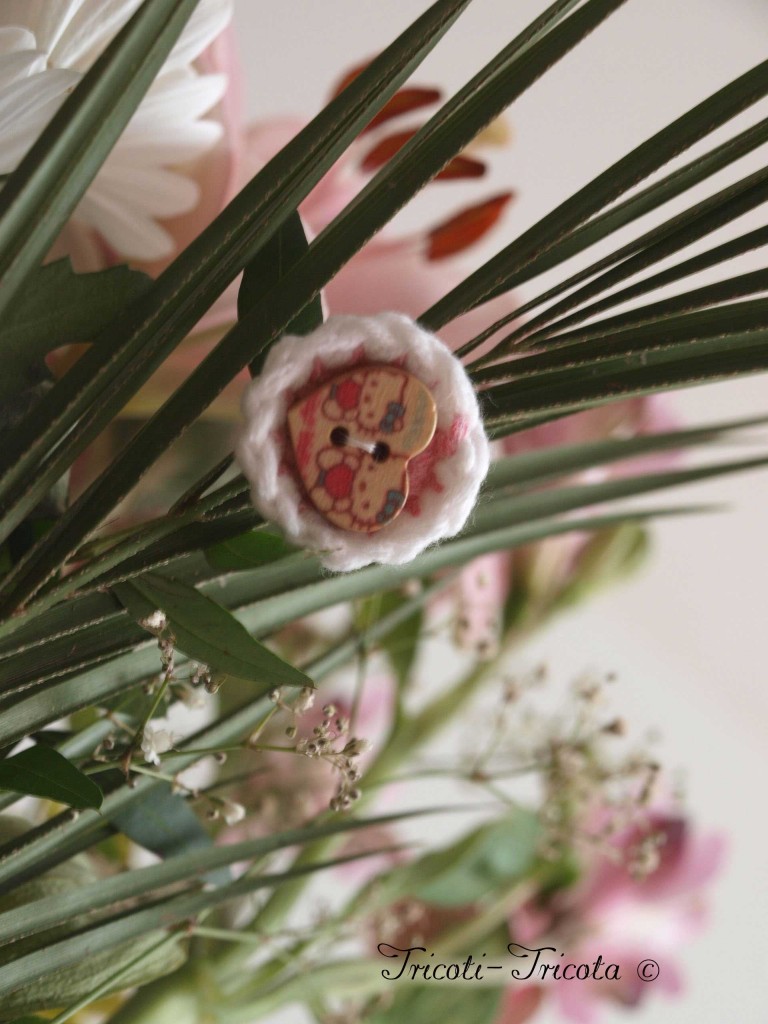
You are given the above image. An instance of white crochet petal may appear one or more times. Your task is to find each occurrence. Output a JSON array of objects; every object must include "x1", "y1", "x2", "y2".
[{"x1": 236, "y1": 313, "x2": 490, "y2": 572}]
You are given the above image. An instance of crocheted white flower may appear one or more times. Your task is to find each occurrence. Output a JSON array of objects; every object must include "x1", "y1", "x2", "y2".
[
  {"x1": 0, "y1": 0, "x2": 232, "y2": 259},
  {"x1": 236, "y1": 313, "x2": 490, "y2": 572}
]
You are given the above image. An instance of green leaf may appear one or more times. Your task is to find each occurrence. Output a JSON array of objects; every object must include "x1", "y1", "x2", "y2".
[
  {"x1": 99, "y1": 777, "x2": 230, "y2": 887},
  {"x1": 0, "y1": 808, "x2": 433, "y2": 948},
  {"x1": 0, "y1": 747, "x2": 101, "y2": 810},
  {"x1": 368, "y1": 987, "x2": 504, "y2": 1024},
  {"x1": 3, "y1": 423, "x2": 753, "y2": 698},
  {"x1": 3, "y1": 413, "x2": 754, "y2": 640},
  {"x1": 355, "y1": 590, "x2": 423, "y2": 688},
  {"x1": 480, "y1": 328, "x2": 768, "y2": 425},
  {"x1": 204, "y1": 531, "x2": 298, "y2": 573},
  {"x1": 0, "y1": 847, "x2": 396, "y2": 1002},
  {"x1": 0, "y1": 697, "x2": 286, "y2": 892},
  {"x1": 0, "y1": 261, "x2": 151, "y2": 398},
  {"x1": 0, "y1": 932, "x2": 185, "y2": 1019},
  {"x1": 477, "y1": 299, "x2": 768, "y2": 386},
  {"x1": 237, "y1": 210, "x2": 323, "y2": 375},
  {"x1": 391, "y1": 812, "x2": 541, "y2": 907},
  {"x1": 493, "y1": 164, "x2": 768, "y2": 351},
  {"x1": 115, "y1": 572, "x2": 313, "y2": 689},
  {"x1": 425, "y1": 56, "x2": 768, "y2": 328},
  {"x1": 0, "y1": 503, "x2": 725, "y2": 727},
  {"x1": 518, "y1": 266, "x2": 768, "y2": 353},
  {"x1": 458, "y1": 119, "x2": 768, "y2": 359},
  {"x1": 554, "y1": 523, "x2": 650, "y2": 608},
  {"x1": 0, "y1": 0, "x2": 196, "y2": 323}
]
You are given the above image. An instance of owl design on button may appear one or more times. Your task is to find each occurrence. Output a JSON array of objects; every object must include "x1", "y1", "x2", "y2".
[{"x1": 287, "y1": 364, "x2": 437, "y2": 534}]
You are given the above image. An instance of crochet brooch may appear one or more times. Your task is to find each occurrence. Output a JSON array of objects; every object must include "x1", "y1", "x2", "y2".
[{"x1": 236, "y1": 313, "x2": 490, "y2": 572}]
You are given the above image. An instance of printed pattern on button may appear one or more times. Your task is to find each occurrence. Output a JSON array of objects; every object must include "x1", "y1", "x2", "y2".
[{"x1": 287, "y1": 365, "x2": 437, "y2": 534}]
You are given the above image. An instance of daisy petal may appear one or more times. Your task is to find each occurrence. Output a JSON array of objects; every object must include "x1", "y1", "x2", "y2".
[
  {"x1": 0, "y1": 0, "x2": 232, "y2": 262},
  {"x1": 0, "y1": 69, "x2": 78, "y2": 171},
  {"x1": 0, "y1": 27, "x2": 39, "y2": 54},
  {"x1": 93, "y1": 161, "x2": 200, "y2": 217},
  {"x1": 164, "y1": 0, "x2": 233, "y2": 69},
  {"x1": 132, "y1": 70, "x2": 227, "y2": 125},
  {"x1": 115, "y1": 120, "x2": 224, "y2": 163},
  {"x1": 0, "y1": 1, "x2": 85, "y2": 56},
  {"x1": 0, "y1": 50, "x2": 48, "y2": 91},
  {"x1": 75, "y1": 190, "x2": 176, "y2": 261},
  {"x1": 49, "y1": 0, "x2": 142, "y2": 70}
]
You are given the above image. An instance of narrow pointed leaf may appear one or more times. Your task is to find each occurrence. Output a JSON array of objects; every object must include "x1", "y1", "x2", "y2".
[
  {"x1": 116, "y1": 573, "x2": 313, "y2": 689},
  {"x1": 204, "y1": 531, "x2": 298, "y2": 572},
  {"x1": 0, "y1": 747, "x2": 101, "y2": 810},
  {"x1": 0, "y1": 506, "x2": 715, "y2": 753},
  {"x1": 0, "y1": 809, "x2": 434, "y2": 947},
  {"x1": 1, "y1": 261, "x2": 151, "y2": 398},
  {"x1": 481, "y1": 333, "x2": 768, "y2": 424},
  {"x1": 494, "y1": 164, "x2": 768, "y2": 350},
  {"x1": 237, "y1": 210, "x2": 323, "y2": 374},
  {"x1": 424, "y1": 57, "x2": 768, "y2": 329},
  {"x1": 0, "y1": 849, "x2": 393, "y2": 1001},
  {"x1": 516, "y1": 251, "x2": 768, "y2": 353}
]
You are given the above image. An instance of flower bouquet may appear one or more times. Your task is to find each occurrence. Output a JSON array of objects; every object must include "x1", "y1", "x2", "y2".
[{"x1": 0, "y1": 1, "x2": 763, "y2": 1022}]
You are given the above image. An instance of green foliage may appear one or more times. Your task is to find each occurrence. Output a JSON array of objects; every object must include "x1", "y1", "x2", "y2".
[
  {"x1": 0, "y1": 815, "x2": 186, "y2": 1018},
  {"x1": 386, "y1": 812, "x2": 541, "y2": 907},
  {"x1": 0, "y1": 0, "x2": 474, "y2": 560},
  {"x1": 0, "y1": 0, "x2": 197, "y2": 322},
  {"x1": 556, "y1": 523, "x2": 650, "y2": 608},
  {"x1": 205, "y1": 531, "x2": 298, "y2": 572},
  {"x1": 1, "y1": 261, "x2": 151, "y2": 397},
  {"x1": 0, "y1": 747, "x2": 101, "y2": 810},
  {"x1": 367, "y1": 986, "x2": 504, "y2": 1024},
  {"x1": 355, "y1": 590, "x2": 423, "y2": 688},
  {"x1": 238, "y1": 210, "x2": 323, "y2": 374},
  {"x1": 100, "y1": 778, "x2": 231, "y2": 887},
  {"x1": 115, "y1": 572, "x2": 313, "y2": 689}
]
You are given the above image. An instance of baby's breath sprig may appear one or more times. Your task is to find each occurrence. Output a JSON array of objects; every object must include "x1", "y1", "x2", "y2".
[{"x1": 245, "y1": 691, "x2": 372, "y2": 813}]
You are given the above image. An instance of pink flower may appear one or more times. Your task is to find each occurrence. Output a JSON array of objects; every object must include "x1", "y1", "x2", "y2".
[
  {"x1": 496, "y1": 986, "x2": 545, "y2": 1024},
  {"x1": 509, "y1": 808, "x2": 725, "y2": 1022}
]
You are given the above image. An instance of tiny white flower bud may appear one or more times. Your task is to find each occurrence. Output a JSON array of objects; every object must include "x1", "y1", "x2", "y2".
[{"x1": 220, "y1": 798, "x2": 246, "y2": 826}]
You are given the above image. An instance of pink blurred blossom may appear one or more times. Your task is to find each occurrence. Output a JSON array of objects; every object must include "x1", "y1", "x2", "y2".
[
  {"x1": 509, "y1": 808, "x2": 725, "y2": 1022},
  {"x1": 496, "y1": 986, "x2": 545, "y2": 1024},
  {"x1": 219, "y1": 675, "x2": 395, "y2": 842}
]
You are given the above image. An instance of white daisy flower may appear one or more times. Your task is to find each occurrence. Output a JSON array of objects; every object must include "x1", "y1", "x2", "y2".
[{"x1": 0, "y1": 0, "x2": 232, "y2": 260}]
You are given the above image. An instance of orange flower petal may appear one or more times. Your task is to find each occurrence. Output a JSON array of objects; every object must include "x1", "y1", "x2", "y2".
[
  {"x1": 435, "y1": 154, "x2": 486, "y2": 180},
  {"x1": 331, "y1": 61, "x2": 441, "y2": 132},
  {"x1": 427, "y1": 192, "x2": 514, "y2": 260},
  {"x1": 361, "y1": 129, "x2": 486, "y2": 179}
]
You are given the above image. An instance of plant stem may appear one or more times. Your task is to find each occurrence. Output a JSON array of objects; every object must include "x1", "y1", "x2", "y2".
[{"x1": 213, "y1": 649, "x2": 514, "y2": 982}]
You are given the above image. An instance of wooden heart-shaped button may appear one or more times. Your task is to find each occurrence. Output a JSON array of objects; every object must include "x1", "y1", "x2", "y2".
[{"x1": 287, "y1": 364, "x2": 437, "y2": 533}]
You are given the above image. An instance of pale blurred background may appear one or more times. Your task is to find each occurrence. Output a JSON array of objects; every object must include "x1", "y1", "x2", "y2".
[{"x1": 231, "y1": 2, "x2": 768, "y2": 1021}]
